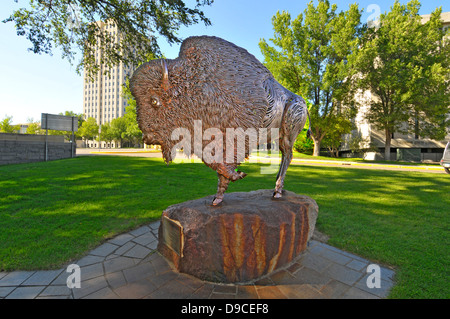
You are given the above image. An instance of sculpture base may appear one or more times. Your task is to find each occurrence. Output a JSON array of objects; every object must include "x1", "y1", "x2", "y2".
[{"x1": 157, "y1": 189, "x2": 318, "y2": 283}]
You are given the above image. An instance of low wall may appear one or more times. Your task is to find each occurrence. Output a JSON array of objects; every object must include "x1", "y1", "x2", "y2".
[
  {"x1": 341, "y1": 149, "x2": 444, "y2": 163},
  {"x1": 0, "y1": 133, "x2": 75, "y2": 165}
]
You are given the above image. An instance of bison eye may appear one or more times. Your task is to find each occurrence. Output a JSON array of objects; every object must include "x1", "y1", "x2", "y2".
[{"x1": 150, "y1": 97, "x2": 160, "y2": 108}]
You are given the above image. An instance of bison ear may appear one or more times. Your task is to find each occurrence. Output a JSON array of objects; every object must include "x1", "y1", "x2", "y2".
[{"x1": 161, "y1": 59, "x2": 169, "y2": 91}]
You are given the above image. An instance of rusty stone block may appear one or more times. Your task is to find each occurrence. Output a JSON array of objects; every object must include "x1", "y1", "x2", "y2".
[{"x1": 158, "y1": 189, "x2": 318, "y2": 283}]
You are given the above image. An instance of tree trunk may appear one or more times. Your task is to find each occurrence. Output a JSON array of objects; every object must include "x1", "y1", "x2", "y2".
[
  {"x1": 385, "y1": 129, "x2": 392, "y2": 161},
  {"x1": 312, "y1": 137, "x2": 322, "y2": 157},
  {"x1": 333, "y1": 148, "x2": 339, "y2": 158}
]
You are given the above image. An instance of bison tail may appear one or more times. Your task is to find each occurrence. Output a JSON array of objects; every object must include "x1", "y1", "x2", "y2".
[{"x1": 306, "y1": 108, "x2": 312, "y2": 139}]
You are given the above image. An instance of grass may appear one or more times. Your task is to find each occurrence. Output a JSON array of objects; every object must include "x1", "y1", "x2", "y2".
[{"x1": 0, "y1": 156, "x2": 449, "y2": 298}]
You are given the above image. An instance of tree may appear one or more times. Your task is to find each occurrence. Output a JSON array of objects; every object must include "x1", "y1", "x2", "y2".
[
  {"x1": 100, "y1": 122, "x2": 114, "y2": 147},
  {"x1": 123, "y1": 105, "x2": 143, "y2": 147},
  {"x1": 25, "y1": 118, "x2": 44, "y2": 135},
  {"x1": 110, "y1": 116, "x2": 127, "y2": 147},
  {"x1": 406, "y1": 7, "x2": 450, "y2": 142},
  {"x1": 0, "y1": 115, "x2": 19, "y2": 133},
  {"x1": 293, "y1": 129, "x2": 314, "y2": 155},
  {"x1": 79, "y1": 117, "x2": 99, "y2": 143},
  {"x1": 322, "y1": 111, "x2": 354, "y2": 157},
  {"x1": 3, "y1": 0, "x2": 213, "y2": 78},
  {"x1": 347, "y1": 133, "x2": 378, "y2": 158},
  {"x1": 350, "y1": 0, "x2": 450, "y2": 160},
  {"x1": 26, "y1": 122, "x2": 42, "y2": 134},
  {"x1": 122, "y1": 79, "x2": 143, "y2": 147},
  {"x1": 259, "y1": 0, "x2": 362, "y2": 156}
]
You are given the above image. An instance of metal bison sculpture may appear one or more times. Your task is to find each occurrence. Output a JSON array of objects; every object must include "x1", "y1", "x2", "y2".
[{"x1": 130, "y1": 36, "x2": 309, "y2": 206}]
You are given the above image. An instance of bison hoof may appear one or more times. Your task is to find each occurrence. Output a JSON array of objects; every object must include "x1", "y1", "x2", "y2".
[
  {"x1": 238, "y1": 171, "x2": 247, "y2": 179},
  {"x1": 272, "y1": 191, "x2": 282, "y2": 199},
  {"x1": 230, "y1": 171, "x2": 247, "y2": 182},
  {"x1": 212, "y1": 197, "x2": 223, "y2": 206}
]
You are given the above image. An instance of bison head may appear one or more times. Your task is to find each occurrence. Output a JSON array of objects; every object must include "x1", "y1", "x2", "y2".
[{"x1": 130, "y1": 59, "x2": 179, "y2": 163}]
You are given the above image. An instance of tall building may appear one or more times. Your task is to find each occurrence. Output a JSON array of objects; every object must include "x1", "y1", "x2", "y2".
[{"x1": 82, "y1": 21, "x2": 135, "y2": 148}]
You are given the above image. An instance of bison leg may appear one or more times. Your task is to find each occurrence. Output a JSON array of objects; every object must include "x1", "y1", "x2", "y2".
[
  {"x1": 211, "y1": 163, "x2": 247, "y2": 206},
  {"x1": 273, "y1": 135, "x2": 293, "y2": 199},
  {"x1": 273, "y1": 96, "x2": 308, "y2": 199},
  {"x1": 212, "y1": 174, "x2": 230, "y2": 206}
]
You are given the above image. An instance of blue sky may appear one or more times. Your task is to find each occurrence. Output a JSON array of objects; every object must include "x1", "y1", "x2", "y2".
[{"x1": 1, "y1": 0, "x2": 449, "y2": 124}]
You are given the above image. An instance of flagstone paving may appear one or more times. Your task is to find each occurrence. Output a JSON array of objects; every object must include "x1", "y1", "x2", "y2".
[{"x1": 0, "y1": 220, "x2": 395, "y2": 299}]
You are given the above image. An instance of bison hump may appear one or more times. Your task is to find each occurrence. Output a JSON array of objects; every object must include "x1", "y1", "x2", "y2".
[{"x1": 177, "y1": 36, "x2": 272, "y2": 129}]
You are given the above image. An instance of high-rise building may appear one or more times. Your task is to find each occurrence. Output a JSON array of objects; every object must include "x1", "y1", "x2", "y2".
[{"x1": 82, "y1": 21, "x2": 135, "y2": 148}]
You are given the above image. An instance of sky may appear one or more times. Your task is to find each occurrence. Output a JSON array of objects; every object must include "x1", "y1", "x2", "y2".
[{"x1": 1, "y1": 0, "x2": 449, "y2": 125}]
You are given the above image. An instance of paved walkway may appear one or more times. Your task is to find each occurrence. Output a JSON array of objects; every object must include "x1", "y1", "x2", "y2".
[{"x1": 0, "y1": 221, "x2": 395, "y2": 299}]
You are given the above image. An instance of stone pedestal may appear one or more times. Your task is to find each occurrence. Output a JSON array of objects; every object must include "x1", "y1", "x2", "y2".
[{"x1": 157, "y1": 189, "x2": 318, "y2": 283}]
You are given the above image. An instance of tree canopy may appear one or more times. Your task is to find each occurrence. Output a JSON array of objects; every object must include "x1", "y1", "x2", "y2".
[
  {"x1": 350, "y1": 0, "x2": 450, "y2": 160},
  {"x1": 78, "y1": 116, "x2": 99, "y2": 141},
  {"x1": 121, "y1": 79, "x2": 142, "y2": 145},
  {"x1": 3, "y1": 0, "x2": 213, "y2": 78},
  {"x1": 0, "y1": 116, "x2": 20, "y2": 133},
  {"x1": 260, "y1": 0, "x2": 362, "y2": 156}
]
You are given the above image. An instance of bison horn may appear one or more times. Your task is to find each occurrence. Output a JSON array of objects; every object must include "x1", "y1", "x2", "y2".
[{"x1": 161, "y1": 59, "x2": 169, "y2": 91}]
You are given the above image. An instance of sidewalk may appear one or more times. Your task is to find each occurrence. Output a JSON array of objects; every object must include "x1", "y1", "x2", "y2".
[
  {"x1": 253, "y1": 156, "x2": 444, "y2": 173},
  {"x1": 0, "y1": 220, "x2": 395, "y2": 299}
]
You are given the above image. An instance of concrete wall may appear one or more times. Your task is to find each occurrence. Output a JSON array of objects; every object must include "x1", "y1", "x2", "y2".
[{"x1": 0, "y1": 133, "x2": 75, "y2": 165}]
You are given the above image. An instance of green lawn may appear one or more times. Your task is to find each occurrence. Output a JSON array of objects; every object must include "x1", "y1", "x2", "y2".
[{"x1": 0, "y1": 156, "x2": 448, "y2": 298}]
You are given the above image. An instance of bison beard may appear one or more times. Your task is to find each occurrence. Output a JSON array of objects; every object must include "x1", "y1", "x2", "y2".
[{"x1": 130, "y1": 36, "x2": 309, "y2": 206}]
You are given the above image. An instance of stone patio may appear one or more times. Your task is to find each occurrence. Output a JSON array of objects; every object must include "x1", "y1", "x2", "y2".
[{"x1": 0, "y1": 220, "x2": 395, "y2": 299}]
